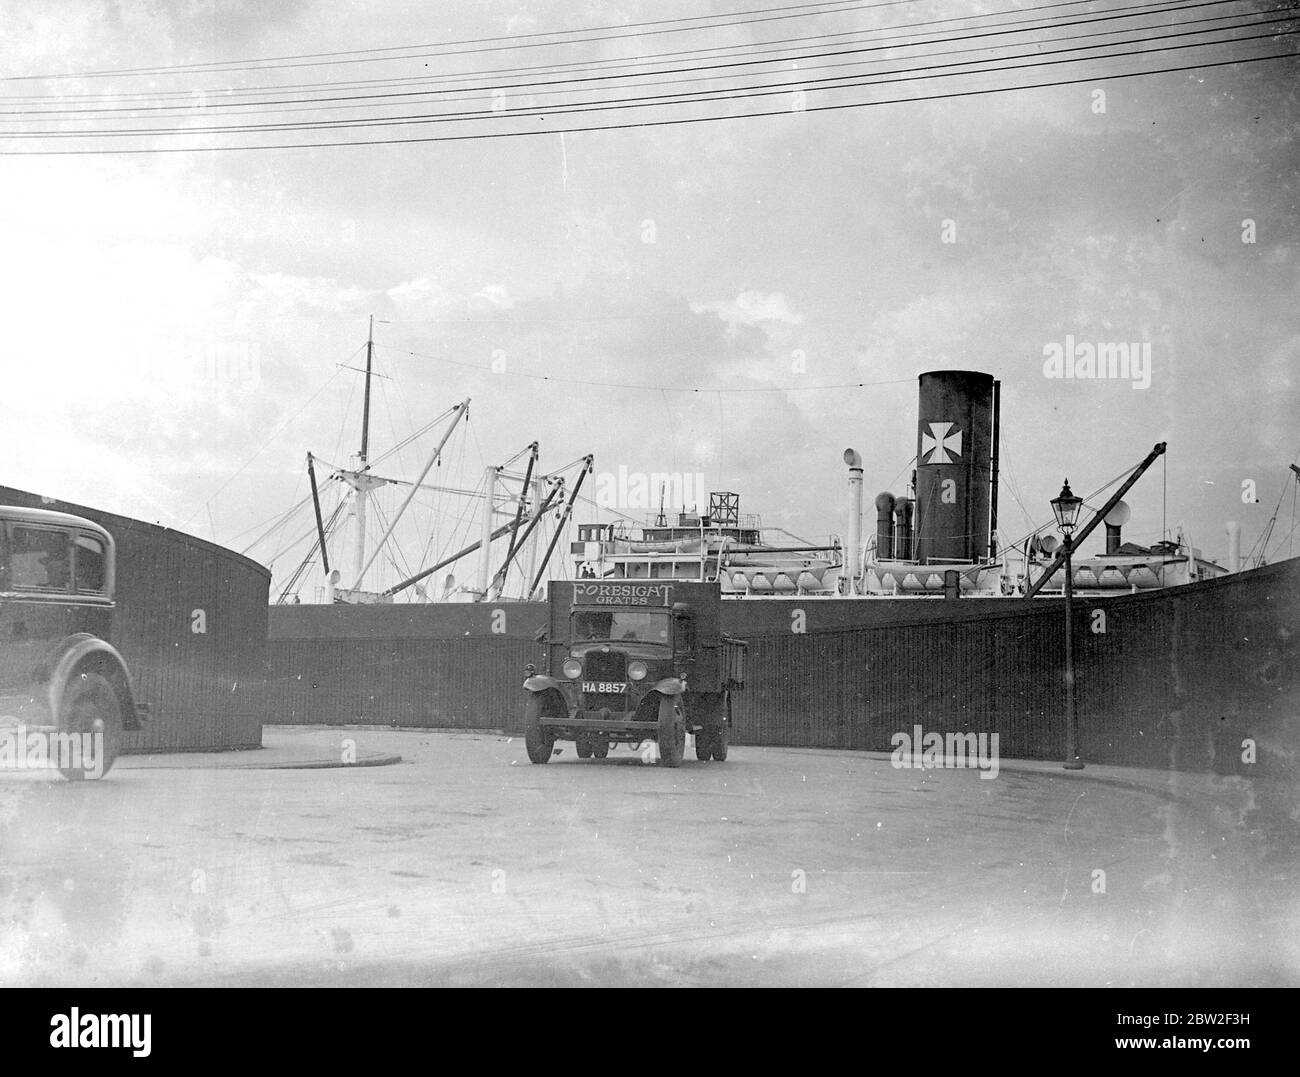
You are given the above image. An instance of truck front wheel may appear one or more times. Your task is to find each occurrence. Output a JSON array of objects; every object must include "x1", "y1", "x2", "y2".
[
  {"x1": 657, "y1": 696, "x2": 685, "y2": 768},
  {"x1": 523, "y1": 694, "x2": 555, "y2": 764}
]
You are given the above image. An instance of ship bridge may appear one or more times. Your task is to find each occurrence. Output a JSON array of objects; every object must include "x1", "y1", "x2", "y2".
[{"x1": 571, "y1": 492, "x2": 841, "y2": 593}]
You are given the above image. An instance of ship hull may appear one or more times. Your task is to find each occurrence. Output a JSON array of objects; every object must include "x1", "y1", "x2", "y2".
[{"x1": 267, "y1": 557, "x2": 1300, "y2": 780}]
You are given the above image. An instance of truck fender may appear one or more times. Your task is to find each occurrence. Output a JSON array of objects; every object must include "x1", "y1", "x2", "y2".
[
  {"x1": 523, "y1": 675, "x2": 562, "y2": 693},
  {"x1": 650, "y1": 678, "x2": 685, "y2": 697},
  {"x1": 46, "y1": 634, "x2": 143, "y2": 732}
]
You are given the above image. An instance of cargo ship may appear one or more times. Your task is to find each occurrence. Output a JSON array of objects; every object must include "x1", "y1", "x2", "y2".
[
  {"x1": 567, "y1": 370, "x2": 1231, "y2": 603},
  {"x1": 263, "y1": 364, "x2": 1298, "y2": 811}
]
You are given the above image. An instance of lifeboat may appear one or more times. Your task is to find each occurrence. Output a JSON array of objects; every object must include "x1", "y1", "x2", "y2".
[{"x1": 862, "y1": 561, "x2": 1000, "y2": 594}]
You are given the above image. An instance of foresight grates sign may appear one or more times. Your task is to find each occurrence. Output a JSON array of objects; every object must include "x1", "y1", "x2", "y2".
[{"x1": 572, "y1": 582, "x2": 674, "y2": 606}]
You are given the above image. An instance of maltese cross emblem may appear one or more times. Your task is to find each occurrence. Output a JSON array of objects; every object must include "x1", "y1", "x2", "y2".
[{"x1": 921, "y1": 422, "x2": 962, "y2": 465}]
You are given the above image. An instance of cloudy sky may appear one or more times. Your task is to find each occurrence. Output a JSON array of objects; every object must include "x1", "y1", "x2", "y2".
[{"x1": 1, "y1": 1, "x2": 1296, "y2": 596}]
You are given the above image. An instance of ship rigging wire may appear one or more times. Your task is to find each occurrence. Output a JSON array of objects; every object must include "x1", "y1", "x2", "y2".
[
  {"x1": 180, "y1": 365, "x2": 346, "y2": 533},
  {"x1": 387, "y1": 342, "x2": 919, "y2": 393},
  {"x1": 1244, "y1": 447, "x2": 1300, "y2": 567}
]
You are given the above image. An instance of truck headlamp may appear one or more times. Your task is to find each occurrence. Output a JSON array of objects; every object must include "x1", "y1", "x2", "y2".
[
  {"x1": 628, "y1": 660, "x2": 648, "y2": 681},
  {"x1": 562, "y1": 658, "x2": 582, "y2": 679}
]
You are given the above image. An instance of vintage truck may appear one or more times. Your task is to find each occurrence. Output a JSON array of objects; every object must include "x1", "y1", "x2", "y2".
[
  {"x1": 0, "y1": 506, "x2": 148, "y2": 779},
  {"x1": 522, "y1": 580, "x2": 745, "y2": 766}
]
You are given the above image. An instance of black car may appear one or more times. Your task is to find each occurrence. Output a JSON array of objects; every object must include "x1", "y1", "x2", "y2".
[{"x1": 0, "y1": 506, "x2": 147, "y2": 779}]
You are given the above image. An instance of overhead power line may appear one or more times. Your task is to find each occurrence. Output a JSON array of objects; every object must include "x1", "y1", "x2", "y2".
[
  {"x1": 1, "y1": 0, "x2": 925, "y2": 80},
  {"x1": 1, "y1": 1, "x2": 1273, "y2": 120},
  {"x1": 7, "y1": 20, "x2": 1292, "y2": 139},
  {"x1": 5, "y1": 49, "x2": 1295, "y2": 156},
  {"x1": 0, "y1": 0, "x2": 1223, "y2": 105},
  {"x1": 1, "y1": 1, "x2": 1293, "y2": 155}
]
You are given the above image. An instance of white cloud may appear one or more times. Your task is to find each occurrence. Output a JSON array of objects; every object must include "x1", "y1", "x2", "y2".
[
  {"x1": 470, "y1": 283, "x2": 514, "y2": 310},
  {"x1": 249, "y1": 273, "x2": 370, "y2": 315},
  {"x1": 691, "y1": 291, "x2": 804, "y2": 328}
]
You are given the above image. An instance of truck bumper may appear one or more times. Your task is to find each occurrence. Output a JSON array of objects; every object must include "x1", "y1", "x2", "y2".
[{"x1": 540, "y1": 714, "x2": 659, "y2": 732}]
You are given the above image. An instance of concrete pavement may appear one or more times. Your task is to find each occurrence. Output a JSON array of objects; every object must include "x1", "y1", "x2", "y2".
[{"x1": 1, "y1": 728, "x2": 1296, "y2": 987}]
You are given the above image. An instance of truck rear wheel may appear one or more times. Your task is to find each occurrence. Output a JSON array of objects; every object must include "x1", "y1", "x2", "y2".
[
  {"x1": 710, "y1": 722, "x2": 728, "y2": 762},
  {"x1": 523, "y1": 694, "x2": 555, "y2": 764},
  {"x1": 711, "y1": 690, "x2": 733, "y2": 761},
  {"x1": 695, "y1": 730, "x2": 713, "y2": 760},
  {"x1": 592, "y1": 739, "x2": 609, "y2": 759},
  {"x1": 657, "y1": 696, "x2": 685, "y2": 768},
  {"x1": 58, "y1": 671, "x2": 122, "y2": 781},
  {"x1": 576, "y1": 735, "x2": 593, "y2": 759}
]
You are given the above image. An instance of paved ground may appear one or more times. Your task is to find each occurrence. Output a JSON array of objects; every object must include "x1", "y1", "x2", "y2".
[{"x1": 1, "y1": 727, "x2": 1296, "y2": 987}]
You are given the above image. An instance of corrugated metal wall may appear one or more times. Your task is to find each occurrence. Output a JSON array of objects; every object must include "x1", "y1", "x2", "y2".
[
  {"x1": 720, "y1": 561, "x2": 1298, "y2": 770},
  {"x1": 1, "y1": 486, "x2": 269, "y2": 751},
  {"x1": 266, "y1": 559, "x2": 1299, "y2": 772},
  {"x1": 268, "y1": 602, "x2": 544, "y2": 732}
]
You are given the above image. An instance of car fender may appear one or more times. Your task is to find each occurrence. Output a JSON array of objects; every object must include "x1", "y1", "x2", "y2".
[
  {"x1": 523, "y1": 675, "x2": 562, "y2": 693},
  {"x1": 46, "y1": 634, "x2": 143, "y2": 732},
  {"x1": 650, "y1": 677, "x2": 685, "y2": 697}
]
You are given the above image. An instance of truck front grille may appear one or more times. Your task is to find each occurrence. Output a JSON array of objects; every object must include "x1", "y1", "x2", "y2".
[{"x1": 581, "y1": 650, "x2": 628, "y2": 711}]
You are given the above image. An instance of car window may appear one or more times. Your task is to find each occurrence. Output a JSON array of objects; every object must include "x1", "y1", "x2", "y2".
[
  {"x1": 75, "y1": 533, "x2": 107, "y2": 593},
  {"x1": 9, "y1": 526, "x2": 71, "y2": 591}
]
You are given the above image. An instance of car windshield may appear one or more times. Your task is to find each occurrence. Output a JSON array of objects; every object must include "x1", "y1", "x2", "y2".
[{"x1": 571, "y1": 609, "x2": 669, "y2": 643}]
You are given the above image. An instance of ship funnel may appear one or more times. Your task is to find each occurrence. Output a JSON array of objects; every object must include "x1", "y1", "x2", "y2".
[
  {"x1": 1103, "y1": 500, "x2": 1131, "y2": 555},
  {"x1": 875, "y1": 492, "x2": 896, "y2": 560},
  {"x1": 914, "y1": 370, "x2": 996, "y2": 563},
  {"x1": 893, "y1": 497, "x2": 914, "y2": 560},
  {"x1": 1226, "y1": 521, "x2": 1241, "y2": 573},
  {"x1": 843, "y1": 449, "x2": 863, "y2": 594}
]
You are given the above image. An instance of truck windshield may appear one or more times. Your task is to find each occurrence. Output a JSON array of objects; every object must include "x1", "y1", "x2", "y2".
[{"x1": 571, "y1": 609, "x2": 669, "y2": 643}]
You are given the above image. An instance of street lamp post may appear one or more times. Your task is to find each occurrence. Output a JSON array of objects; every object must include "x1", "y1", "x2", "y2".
[{"x1": 1051, "y1": 480, "x2": 1085, "y2": 771}]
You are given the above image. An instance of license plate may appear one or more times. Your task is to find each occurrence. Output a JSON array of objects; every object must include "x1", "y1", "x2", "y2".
[{"x1": 581, "y1": 681, "x2": 626, "y2": 693}]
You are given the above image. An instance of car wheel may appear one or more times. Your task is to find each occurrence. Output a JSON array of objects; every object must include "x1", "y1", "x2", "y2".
[
  {"x1": 576, "y1": 734, "x2": 593, "y2": 759},
  {"x1": 592, "y1": 739, "x2": 609, "y2": 759},
  {"x1": 58, "y1": 671, "x2": 122, "y2": 781},
  {"x1": 657, "y1": 696, "x2": 685, "y2": 768},
  {"x1": 695, "y1": 729, "x2": 713, "y2": 760}
]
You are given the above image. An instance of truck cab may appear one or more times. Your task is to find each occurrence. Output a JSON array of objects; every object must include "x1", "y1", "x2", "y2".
[
  {"x1": 0, "y1": 506, "x2": 146, "y2": 779},
  {"x1": 522, "y1": 580, "x2": 745, "y2": 766}
]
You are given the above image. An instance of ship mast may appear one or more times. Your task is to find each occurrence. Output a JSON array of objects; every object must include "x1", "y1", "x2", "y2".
[{"x1": 340, "y1": 315, "x2": 386, "y2": 592}]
